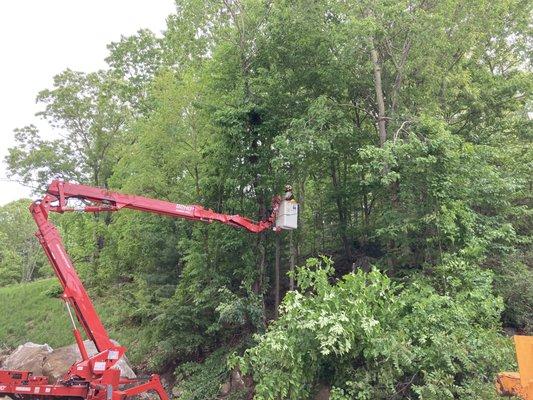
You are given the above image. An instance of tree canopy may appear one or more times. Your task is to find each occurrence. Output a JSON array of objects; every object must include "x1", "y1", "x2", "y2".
[{"x1": 3, "y1": 0, "x2": 532, "y2": 398}]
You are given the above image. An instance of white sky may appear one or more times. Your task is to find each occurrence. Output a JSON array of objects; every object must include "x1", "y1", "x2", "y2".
[{"x1": 0, "y1": 0, "x2": 175, "y2": 205}]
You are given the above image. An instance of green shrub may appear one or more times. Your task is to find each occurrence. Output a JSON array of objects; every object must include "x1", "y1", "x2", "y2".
[
  {"x1": 173, "y1": 348, "x2": 245, "y2": 400},
  {"x1": 237, "y1": 257, "x2": 515, "y2": 399}
]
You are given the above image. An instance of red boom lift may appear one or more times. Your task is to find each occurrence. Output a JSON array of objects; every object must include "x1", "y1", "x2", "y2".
[{"x1": 0, "y1": 180, "x2": 297, "y2": 400}]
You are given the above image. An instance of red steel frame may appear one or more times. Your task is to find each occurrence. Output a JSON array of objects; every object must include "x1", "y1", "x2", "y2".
[{"x1": 0, "y1": 180, "x2": 282, "y2": 400}]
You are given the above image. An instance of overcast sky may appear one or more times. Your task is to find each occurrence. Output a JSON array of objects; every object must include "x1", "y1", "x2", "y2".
[{"x1": 0, "y1": 0, "x2": 175, "y2": 205}]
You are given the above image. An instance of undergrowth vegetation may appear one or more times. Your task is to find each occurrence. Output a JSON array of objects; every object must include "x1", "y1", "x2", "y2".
[{"x1": 237, "y1": 258, "x2": 515, "y2": 399}]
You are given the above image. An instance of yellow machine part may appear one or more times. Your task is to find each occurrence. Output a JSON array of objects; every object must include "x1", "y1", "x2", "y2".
[{"x1": 496, "y1": 335, "x2": 533, "y2": 399}]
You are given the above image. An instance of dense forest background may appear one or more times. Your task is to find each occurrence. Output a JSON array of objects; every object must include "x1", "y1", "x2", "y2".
[{"x1": 0, "y1": 0, "x2": 531, "y2": 399}]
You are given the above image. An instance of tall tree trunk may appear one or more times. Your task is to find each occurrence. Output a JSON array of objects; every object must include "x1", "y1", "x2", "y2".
[
  {"x1": 258, "y1": 231, "x2": 267, "y2": 328},
  {"x1": 370, "y1": 42, "x2": 387, "y2": 147},
  {"x1": 330, "y1": 160, "x2": 352, "y2": 262},
  {"x1": 390, "y1": 39, "x2": 411, "y2": 114},
  {"x1": 289, "y1": 230, "x2": 296, "y2": 290},
  {"x1": 274, "y1": 234, "x2": 281, "y2": 319},
  {"x1": 369, "y1": 37, "x2": 401, "y2": 267}
]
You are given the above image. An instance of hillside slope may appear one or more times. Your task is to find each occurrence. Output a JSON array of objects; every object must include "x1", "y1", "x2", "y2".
[{"x1": 0, "y1": 279, "x2": 155, "y2": 366}]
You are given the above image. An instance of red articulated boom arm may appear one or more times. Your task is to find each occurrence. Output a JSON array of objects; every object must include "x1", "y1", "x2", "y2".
[
  {"x1": 0, "y1": 180, "x2": 296, "y2": 400},
  {"x1": 43, "y1": 180, "x2": 282, "y2": 233}
]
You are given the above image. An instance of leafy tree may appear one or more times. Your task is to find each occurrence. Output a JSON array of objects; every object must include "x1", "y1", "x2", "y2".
[
  {"x1": 5, "y1": 69, "x2": 135, "y2": 278},
  {"x1": 6, "y1": 69, "x2": 131, "y2": 191},
  {"x1": 3, "y1": 0, "x2": 531, "y2": 395},
  {"x1": 0, "y1": 200, "x2": 48, "y2": 286},
  {"x1": 106, "y1": 29, "x2": 165, "y2": 114}
]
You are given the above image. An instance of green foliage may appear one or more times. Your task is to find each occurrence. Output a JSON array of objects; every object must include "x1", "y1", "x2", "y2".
[
  {"x1": 238, "y1": 257, "x2": 514, "y2": 399},
  {"x1": 0, "y1": 199, "x2": 48, "y2": 286},
  {"x1": 173, "y1": 347, "x2": 247, "y2": 400},
  {"x1": 2, "y1": 0, "x2": 531, "y2": 395},
  {"x1": 6, "y1": 70, "x2": 131, "y2": 191},
  {"x1": 494, "y1": 260, "x2": 533, "y2": 332},
  {"x1": 154, "y1": 224, "x2": 264, "y2": 366}
]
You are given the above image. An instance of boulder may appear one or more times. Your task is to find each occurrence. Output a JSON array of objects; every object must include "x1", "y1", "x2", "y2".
[
  {"x1": 2, "y1": 342, "x2": 52, "y2": 376},
  {"x1": 229, "y1": 369, "x2": 245, "y2": 391},
  {"x1": 2, "y1": 341, "x2": 135, "y2": 383},
  {"x1": 218, "y1": 369, "x2": 254, "y2": 399},
  {"x1": 43, "y1": 340, "x2": 136, "y2": 382}
]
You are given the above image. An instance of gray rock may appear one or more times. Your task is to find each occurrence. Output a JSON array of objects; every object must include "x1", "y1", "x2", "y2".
[
  {"x1": 230, "y1": 369, "x2": 245, "y2": 391},
  {"x1": 3, "y1": 341, "x2": 135, "y2": 383},
  {"x1": 3, "y1": 342, "x2": 52, "y2": 376},
  {"x1": 43, "y1": 340, "x2": 136, "y2": 382}
]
